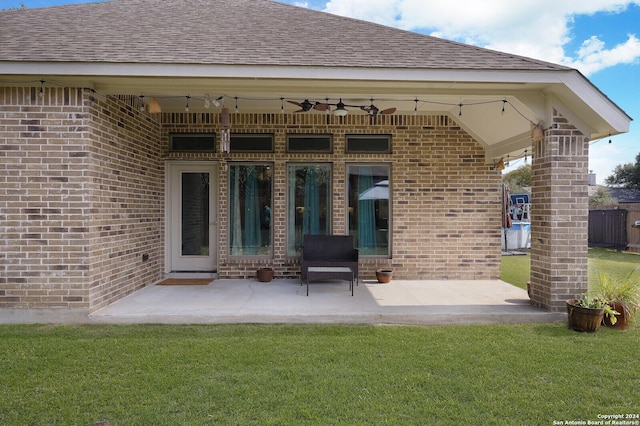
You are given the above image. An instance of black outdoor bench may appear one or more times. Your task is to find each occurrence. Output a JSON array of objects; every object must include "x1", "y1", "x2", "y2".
[{"x1": 300, "y1": 235, "x2": 359, "y2": 295}]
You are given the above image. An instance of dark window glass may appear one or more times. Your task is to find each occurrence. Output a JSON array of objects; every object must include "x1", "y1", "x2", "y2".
[
  {"x1": 346, "y1": 135, "x2": 391, "y2": 153},
  {"x1": 287, "y1": 135, "x2": 332, "y2": 152},
  {"x1": 230, "y1": 134, "x2": 274, "y2": 152},
  {"x1": 170, "y1": 134, "x2": 216, "y2": 152}
]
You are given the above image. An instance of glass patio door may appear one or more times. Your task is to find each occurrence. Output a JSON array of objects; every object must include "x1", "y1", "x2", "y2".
[{"x1": 167, "y1": 162, "x2": 218, "y2": 271}]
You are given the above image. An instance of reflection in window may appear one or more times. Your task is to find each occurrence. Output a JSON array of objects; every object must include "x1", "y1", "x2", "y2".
[
  {"x1": 229, "y1": 164, "x2": 272, "y2": 255},
  {"x1": 348, "y1": 164, "x2": 390, "y2": 256},
  {"x1": 287, "y1": 164, "x2": 331, "y2": 256}
]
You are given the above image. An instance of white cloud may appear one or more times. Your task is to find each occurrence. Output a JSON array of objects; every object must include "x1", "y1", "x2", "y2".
[
  {"x1": 322, "y1": 0, "x2": 640, "y2": 76},
  {"x1": 566, "y1": 34, "x2": 640, "y2": 75}
]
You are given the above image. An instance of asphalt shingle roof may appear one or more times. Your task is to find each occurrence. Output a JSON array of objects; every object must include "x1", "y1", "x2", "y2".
[{"x1": 0, "y1": 0, "x2": 570, "y2": 71}]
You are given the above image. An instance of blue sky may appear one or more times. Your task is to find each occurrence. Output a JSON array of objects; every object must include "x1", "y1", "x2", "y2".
[{"x1": 3, "y1": 0, "x2": 639, "y2": 184}]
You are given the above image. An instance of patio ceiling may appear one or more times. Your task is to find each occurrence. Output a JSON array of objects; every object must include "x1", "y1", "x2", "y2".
[{"x1": 6, "y1": 61, "x2": 628, "y2": 164}]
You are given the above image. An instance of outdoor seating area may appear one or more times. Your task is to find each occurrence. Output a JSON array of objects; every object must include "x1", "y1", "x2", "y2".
[{"x1": 300, "y1": 235, "x2": 359, "y2": 286}]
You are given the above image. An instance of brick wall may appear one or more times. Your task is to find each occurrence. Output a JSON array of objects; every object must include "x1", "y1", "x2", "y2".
[
  {"x1": 1, "y1": 91, "x2": 501, "y2": 311},
  {"x1": 530, "y1": 109, "x2": 589, "y2": 311},
  {"x1": 162, "y1": 112, "x2": 502, "y2": 281},
  {"x1": 0, "y1": 88, "x2": 164, "y2": 310},
  {"x1": 85, "y1": 94, "x2": 164, "y2": 309}
]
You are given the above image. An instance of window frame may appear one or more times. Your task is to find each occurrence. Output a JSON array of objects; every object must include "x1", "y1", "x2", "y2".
[
  {"x1": 286, "y1": 134, "x2": 333, "y2": 153},
  {"x1": 286, "y1": 162, "x2": 333, "y2": 257},
  {"x1": 345, "y1": 134, "x2": 392, "y2": 154},
  {"x1": 346, "y1": 162, "x2": 392, "y2": 258},
  {"x1": 169, "y1": 133, "x2": 217, "y2": 152},
  {"x1": 230, "y1": 133, "x2": 275, "y2": 153},
  {"x1": 227, "y1": 162, "x2": 274, "y2": 259}
]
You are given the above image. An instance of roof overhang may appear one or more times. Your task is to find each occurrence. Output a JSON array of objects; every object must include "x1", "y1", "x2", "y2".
[{"x1": 1, "y1": 61, "x2": 631, "y2": 162}]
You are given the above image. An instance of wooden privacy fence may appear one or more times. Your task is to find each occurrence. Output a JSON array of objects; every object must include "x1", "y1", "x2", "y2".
[
  {"x1": 589, "y1": 204, "x2": 640, "y2": 253},
  {"x1": 589, "y1": 209, "x2": 628, "y2": 250}
]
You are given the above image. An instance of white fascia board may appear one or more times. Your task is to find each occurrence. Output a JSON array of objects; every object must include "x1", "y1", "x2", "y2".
[
  {"x1": 557, "y1": 71, "x2": 631, "y2": 134},
  {"x1": 0, "y1": 61, "x2": 568, "y2": 84}
]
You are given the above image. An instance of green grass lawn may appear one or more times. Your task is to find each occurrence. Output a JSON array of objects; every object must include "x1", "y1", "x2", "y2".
[
  {"x1": 2, "y1": 249, "x2": 639, "y2": 425},
  {"x1": 501, "y1": 248, "x2": 640, "y2": 291},
  {"x1": 1, "y1": 322, "x2": 639, "y2": 425}
]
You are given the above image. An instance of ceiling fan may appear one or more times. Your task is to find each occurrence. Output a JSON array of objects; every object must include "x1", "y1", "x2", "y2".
[
  {"x1": 360, "y1": 100, "x2": 396, "y2": 117},
  {"x1": 287, "y1": 98, "x2": 397, "y2": 117},
  {"x1": 326, "y1": 98, "x2": 397, "y2": 117},
  {"x1": 287, "y1": 99, "x2": 331, "y2": 113}
]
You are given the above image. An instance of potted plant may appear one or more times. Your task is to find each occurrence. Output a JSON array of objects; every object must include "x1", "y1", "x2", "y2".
[
  {"x1": 256, "y1": 267, "x2": 274, "y2": 282},
  {"x1": 597, "y1": 272, "x2": 640, "y2": 330},
  {"x1": 566, "y1": 295, "x2": 618, "y2": 332},
  {"x1": 376, "y1": 268, "x2": 393, "y2": 283}
]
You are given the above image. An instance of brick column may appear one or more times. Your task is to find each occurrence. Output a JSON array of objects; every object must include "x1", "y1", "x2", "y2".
[{"x1": 530, "y1": 110, "x2": 589, "y2": 311}]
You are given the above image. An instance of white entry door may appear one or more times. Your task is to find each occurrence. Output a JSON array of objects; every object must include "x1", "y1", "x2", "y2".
[{"x1": 167, "y1": 162, "x2": 218, "y2": 272}]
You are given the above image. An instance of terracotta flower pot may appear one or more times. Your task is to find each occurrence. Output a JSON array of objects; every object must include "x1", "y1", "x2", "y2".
[
  {"x1": 376, "y1": 269, "x2": 393, "y2": 284},
  {"x1": 603, "y1": 302, "x2": 636, "y2": 330},
  {"x1": 256, "y1": 267, "x2": 274, "y2": 282}
]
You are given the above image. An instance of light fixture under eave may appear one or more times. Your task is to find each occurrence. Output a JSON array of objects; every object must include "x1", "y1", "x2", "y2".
[
  {"x1": 147, "y1": 97, "x2": 161, "y2": 113},
  {"x1": 333, "y1": 98, "x2": 348, "y2": 117},
  {"x1": 531, "y1": 124, "x2": 544, "y2": 142},
  {"x1": 220, "y1": 107, "x2": 230, "y2": 128}
]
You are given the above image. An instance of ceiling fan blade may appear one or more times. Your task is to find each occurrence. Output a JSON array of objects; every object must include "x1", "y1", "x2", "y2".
[
  {"x1": 380, "y1": 107, "x2": 397, "y2": 115},
  {"x1": 287, "y1": 100, "x2": 302, "y2": 107},
  {"x1": 313, "y1": 103, "x2": 331, "y2": 111}
]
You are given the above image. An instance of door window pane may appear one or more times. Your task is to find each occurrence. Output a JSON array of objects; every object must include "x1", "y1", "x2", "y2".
[
  {"x1": 348, "y1": 164, "x2": 390, "y2": 256},
  {"x1": 229, "y1": 164, "x2": 273, "y2": 255},
  {"x1": 182, "y1": 172, "x2": 210, "y2": 256},
  {"x1": 287, "y1": 164, "x2": 331, "y2": 256}
]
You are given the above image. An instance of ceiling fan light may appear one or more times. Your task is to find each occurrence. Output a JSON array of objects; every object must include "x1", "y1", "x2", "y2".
[
  {"x1": 333, "y1": 99, "x2": 348, "y2": 117},
  {"x1": 334, "y1": 108, "x2": 348, "y2": 117}
]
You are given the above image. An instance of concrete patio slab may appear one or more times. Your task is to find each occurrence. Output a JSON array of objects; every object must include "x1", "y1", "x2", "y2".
[
  {"x1": 0, "y1": 279, "x2": 566, "y2": 325},
  {"x1": 84, "y1": 279, "x2": 564, "y2": 325}
]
